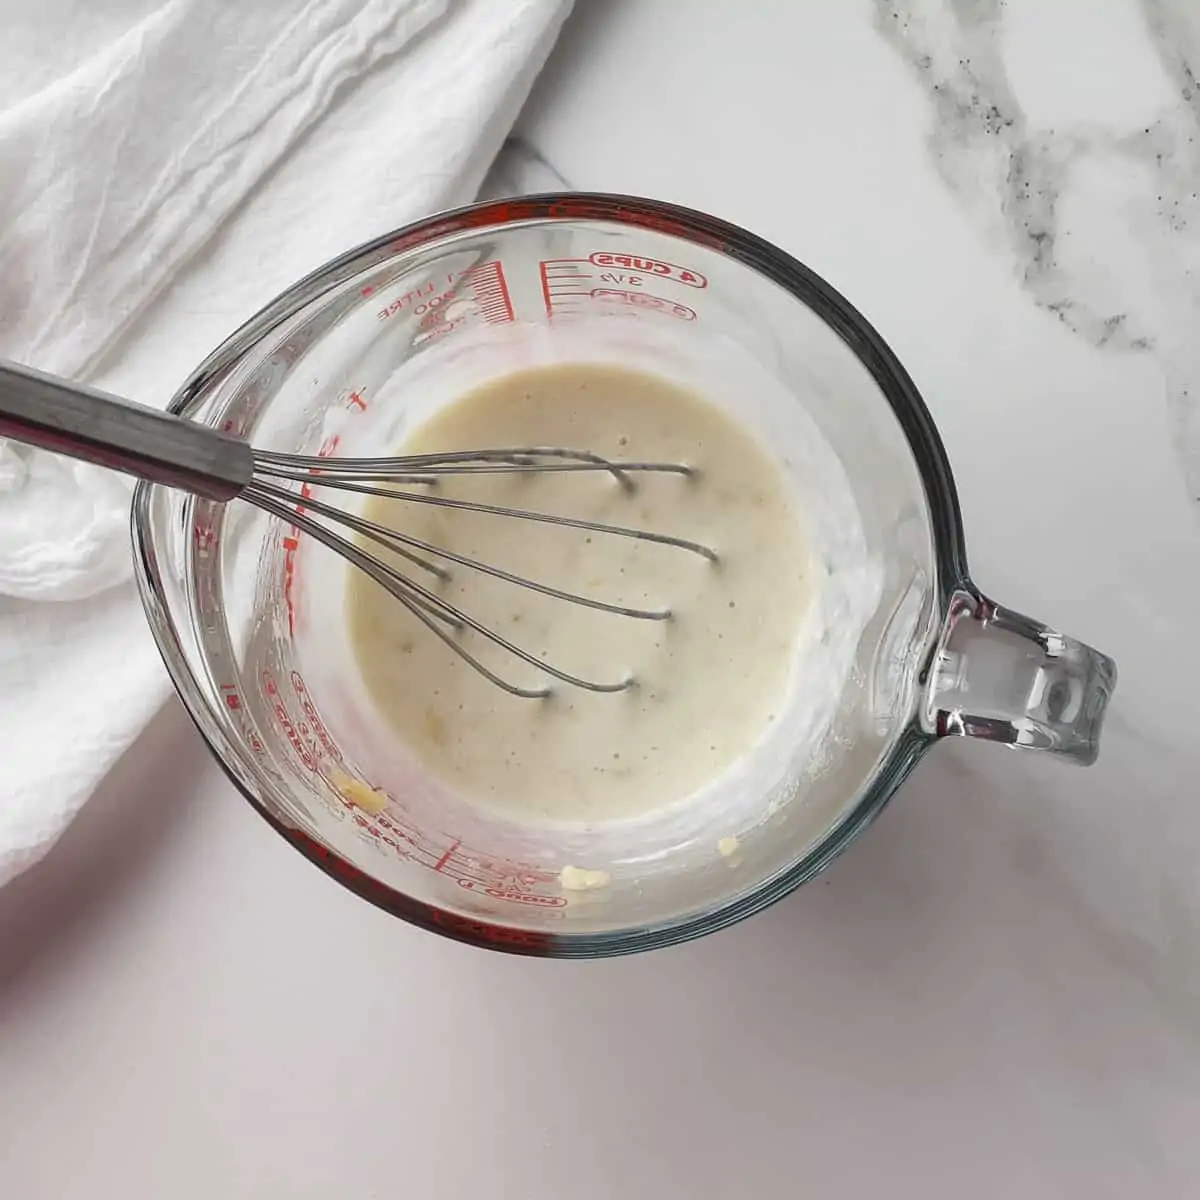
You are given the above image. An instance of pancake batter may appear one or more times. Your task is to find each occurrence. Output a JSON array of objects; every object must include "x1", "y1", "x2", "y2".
[{"x1": 345, "y1": 362, "x2": 812, "y2": 823}]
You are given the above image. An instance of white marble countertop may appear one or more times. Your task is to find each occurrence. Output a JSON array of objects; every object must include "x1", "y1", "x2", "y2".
[{"x1": 3, "y1": 2, "x2": 1200, "y2": 1196}]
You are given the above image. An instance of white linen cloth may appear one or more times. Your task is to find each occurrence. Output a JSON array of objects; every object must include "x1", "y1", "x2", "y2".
[{"x1": 0, "y1": 0, "x2": 571, "y2": 885}]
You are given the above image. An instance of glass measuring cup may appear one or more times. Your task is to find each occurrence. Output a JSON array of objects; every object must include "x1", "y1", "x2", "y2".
[{"x1": 132, "y1": 194, "x2": 1116, "y2": 956}]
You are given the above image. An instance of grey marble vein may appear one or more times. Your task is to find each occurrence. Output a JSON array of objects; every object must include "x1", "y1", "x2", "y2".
[
  {"x1": 478, "y1": 135, "x2": 574, "y2": 201},
  {"x1": 874, "y1": 0, "x2": 1200, "y2": 506}
]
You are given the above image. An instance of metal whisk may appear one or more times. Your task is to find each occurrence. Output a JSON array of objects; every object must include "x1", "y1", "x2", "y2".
[{"x1": 0, "y1": 360, "x2": 716, "y2": 698}]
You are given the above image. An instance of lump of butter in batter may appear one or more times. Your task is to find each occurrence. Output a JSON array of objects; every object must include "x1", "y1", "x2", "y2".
[
  {"x1": 558, "y1": 865, "x2": 611, "y2": 891},
  {"x1": 336, "y1": 775, "x2": 390, "y2": 815}
]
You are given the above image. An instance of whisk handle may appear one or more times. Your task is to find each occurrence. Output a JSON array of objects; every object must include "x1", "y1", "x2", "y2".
[{"x1": 0, "y1": 359, "x2": 253, "y2": 501}]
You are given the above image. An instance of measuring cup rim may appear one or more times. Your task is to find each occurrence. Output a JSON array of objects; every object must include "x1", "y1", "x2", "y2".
[{"x1": 132, "y1": 192, "x2": 968, "y2": 956}]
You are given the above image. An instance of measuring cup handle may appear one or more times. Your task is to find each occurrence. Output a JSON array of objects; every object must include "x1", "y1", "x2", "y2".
[{"x1": 923, "y1": 588, "x2": 1116, "y2": 765}]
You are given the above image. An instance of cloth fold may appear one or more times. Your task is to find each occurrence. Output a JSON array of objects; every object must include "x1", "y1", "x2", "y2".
[{"x1": 0, "y1": 0, "x2": 571, "y2": 885}]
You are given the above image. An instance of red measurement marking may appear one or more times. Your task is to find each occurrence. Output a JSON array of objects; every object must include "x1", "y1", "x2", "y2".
[
  {"x1": 592, "y1": 289, "x2": 696, "y2": 320},
  {"x1": 434, "y1": 839, "x2": 462, "y2": 874},
  {"x1": 262, "y1": 670, "x2": 318, "y2": 771},
  {"x1": 587, "y1": 252, "x2": 707, "y2": 288},
  {"x1": 291, "y1": 671, "x2": 342, "y2": 763},
  {"x1": 282, "y1": 535, "x2": 300, "y2": 636},
  {"x1": 374, "y1": 263, "x2": 511, "y2": 334},
  {"x1": 377, "y1": 279, "x2": 436, "y2": 322},
  {"x1": 320, "y1": 772, "x2": 565, "y2": 908},
  {"x1": 482, "y1": 888, "x2": 566, "y2": 908},
  {"x1": 541, "y1": 258, "x2": 703, "y2": 322},
  {"x1": 465, "y1": 260, "x2": 514, "y2": 323},
  {"x1": 282, "y1": 434, "x2": 342, "y2": 636},
  {"x1": 416, "y1": 316, "x2": 467, "y2": 343},
  {"x1": 540, "y1": 259, "x2": 587, "y2": 318},
  {"x1": 285, "y1": 826, "x2": 556, "y2": 952},
  {"x1": 360, "y1": 285, "x2": 375, "y2": 298},
  {"x1": 416, "y1": 298, "x2": 453, "y2": 330},
  {"x1": 347, "y1": 390, "x2": 367, "y2": 411}
]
